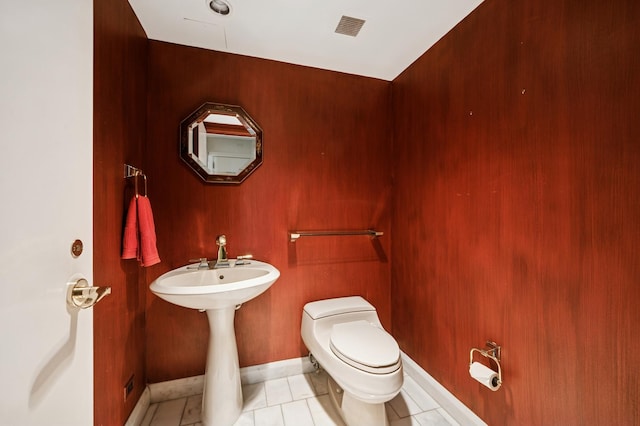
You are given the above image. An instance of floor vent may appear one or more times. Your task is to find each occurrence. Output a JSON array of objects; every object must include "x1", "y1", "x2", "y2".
[{"x1": 335, "y1": 15, "x2": 365, "y2": 37}]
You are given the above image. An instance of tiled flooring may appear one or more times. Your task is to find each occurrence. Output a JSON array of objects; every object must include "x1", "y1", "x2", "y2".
[{"x1": 141, "y1": 370, "x2": 460, "y2": 426}]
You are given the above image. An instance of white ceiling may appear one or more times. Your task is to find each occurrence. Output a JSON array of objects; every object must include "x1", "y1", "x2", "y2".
[{"x1": 128, "y1": 0, "x2": 483, "y2": 81}]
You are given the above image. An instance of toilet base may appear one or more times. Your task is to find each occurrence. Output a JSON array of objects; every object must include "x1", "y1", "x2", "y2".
[{"x1": 327, "y1": 376, "x2": 390, "y2": 426}]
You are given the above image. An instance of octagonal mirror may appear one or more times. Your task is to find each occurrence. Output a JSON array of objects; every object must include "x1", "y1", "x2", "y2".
[{"x1": 180, "y1": 103, "x2": 263, "y2": 184}]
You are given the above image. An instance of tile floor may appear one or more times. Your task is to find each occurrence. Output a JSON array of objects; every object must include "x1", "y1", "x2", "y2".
[{"x1": 141, "y1": 370, "x2": 460, "y2": 426}]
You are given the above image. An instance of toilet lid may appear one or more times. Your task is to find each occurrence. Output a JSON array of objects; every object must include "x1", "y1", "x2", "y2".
[{"x1": 329, "y1": 321, "x2": 400, "y2": 374}]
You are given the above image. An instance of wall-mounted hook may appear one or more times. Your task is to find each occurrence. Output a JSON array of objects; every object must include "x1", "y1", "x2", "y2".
[
  {"x1": 124, "y1": 164, "x2": 143, "y2": 178},
  {"x1": 124, "y1": 164, "x2": 147, "y2": 197}
]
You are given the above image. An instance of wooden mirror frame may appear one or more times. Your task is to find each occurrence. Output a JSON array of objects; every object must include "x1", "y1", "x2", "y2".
[{"x1": 179, "y1": 103, "x2": 263, "y2": 184}]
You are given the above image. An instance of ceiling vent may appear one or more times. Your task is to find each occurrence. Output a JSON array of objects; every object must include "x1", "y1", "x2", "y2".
[{"x1": 335, "y1": 15, "x2": 365, "y2": 37}]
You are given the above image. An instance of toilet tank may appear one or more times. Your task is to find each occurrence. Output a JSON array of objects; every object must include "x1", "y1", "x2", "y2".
[
  {"x1": 303, "y1": 296, "x2": 376, "y2": 320},
  {"x1": 301, "y1": 296, "x2": 384, "y2": 345}
]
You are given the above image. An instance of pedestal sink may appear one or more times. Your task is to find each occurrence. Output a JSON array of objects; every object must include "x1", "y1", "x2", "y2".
[{"x1": 150, "y1": 260, "x2": 280, "y2": 426}]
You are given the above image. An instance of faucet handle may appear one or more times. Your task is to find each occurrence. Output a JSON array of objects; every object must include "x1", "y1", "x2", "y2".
[
  {"x1": 188, "y1": 258, "x2": 210, "y2": 269},
  {"x1": 235, "y1": 254, "x2": 253, "y2": 265}
]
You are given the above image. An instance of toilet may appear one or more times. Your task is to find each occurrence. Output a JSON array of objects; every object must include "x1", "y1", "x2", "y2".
[{"x1": 301, "y1": 296, "x2": 403, "y2": 426}]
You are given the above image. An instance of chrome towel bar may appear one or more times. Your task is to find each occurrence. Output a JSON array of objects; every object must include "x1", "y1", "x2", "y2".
[{"x1": 289, "y1": 229, "x2": 383, "y2": 242}]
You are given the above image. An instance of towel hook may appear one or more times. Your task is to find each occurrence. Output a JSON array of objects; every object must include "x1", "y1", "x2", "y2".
[
  {"x1": 124, "y1": 164, "x2": 147, "y2": 198},
  {"x1": 134, "y1": 171, "x2": 147, "y2": 198}
]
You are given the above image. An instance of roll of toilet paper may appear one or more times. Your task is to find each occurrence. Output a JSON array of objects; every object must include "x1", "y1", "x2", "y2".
[{"x1": 469, "y1": 361, "x2": 501, "y2": 391}]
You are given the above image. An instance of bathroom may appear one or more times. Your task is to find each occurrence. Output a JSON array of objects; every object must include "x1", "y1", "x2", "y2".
[{"x1": 2, "y1": 0, "x2": 639, "y2": 424}]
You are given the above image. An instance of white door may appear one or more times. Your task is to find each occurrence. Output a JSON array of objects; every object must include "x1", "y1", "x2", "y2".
[{"x1": 0, "y1": 0, "x2": 94, "y2": 424}]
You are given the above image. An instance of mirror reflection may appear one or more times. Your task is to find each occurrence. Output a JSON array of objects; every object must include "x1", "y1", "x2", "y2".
[{"x1": 180, "y1": 103, "x2": 263, "y2": 183}]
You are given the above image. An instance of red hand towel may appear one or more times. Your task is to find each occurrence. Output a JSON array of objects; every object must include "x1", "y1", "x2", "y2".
[
  {"x1": 137, "y1": 195, "x2": 161, "y2": 267},
  {"x1": 121, "y1": 196, "x2": 138, "y2": 259}
]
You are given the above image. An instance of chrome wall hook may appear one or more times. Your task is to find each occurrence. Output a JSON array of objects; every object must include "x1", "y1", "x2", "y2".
[
  {"x1": 67, "y1": 278, "x2": 111, "y2": 309},
  {"x1": 124, "y1": 163, "x2": 147, "y2": 197},
  {"x1": 124, "y1": 164, "x2": 142, "y2": 178}
]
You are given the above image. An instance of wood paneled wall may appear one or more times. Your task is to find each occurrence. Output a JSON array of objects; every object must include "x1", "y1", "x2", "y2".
[
  {"x1": 144, "y1": 42, "x2": 393, "y2": 382},
  {"x1": 93, "y1": 0, "x2": 639, "y2": 423},
  {"x1": 93, "y1": 1, "x2": 148, "y2": 424},
  {"x1": 391, "y1": 0, "x2": 640, "y2": 424}
]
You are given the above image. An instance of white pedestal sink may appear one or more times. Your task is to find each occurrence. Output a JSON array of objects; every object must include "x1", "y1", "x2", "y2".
[{"x1": 150, "y1": 260, "x2": 280, "y2": 426}]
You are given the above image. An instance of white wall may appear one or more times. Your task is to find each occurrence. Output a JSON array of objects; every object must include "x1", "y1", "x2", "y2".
[{"x1": 0, "y1": 0, "x2": 94, "y2": 424}]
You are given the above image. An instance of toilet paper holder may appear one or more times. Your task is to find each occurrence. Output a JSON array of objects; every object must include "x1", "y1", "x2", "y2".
[{"x1": 470, "y1": 341, "x2": 502, "y2": 387}]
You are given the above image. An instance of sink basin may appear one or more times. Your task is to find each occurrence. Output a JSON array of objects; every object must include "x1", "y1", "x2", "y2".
[
  {"x1": 149, "y1": 259, "x2": 280, "y2": 426},
  {"x1": 150, "y1": 260, "x2": 280, "y2": 310}
]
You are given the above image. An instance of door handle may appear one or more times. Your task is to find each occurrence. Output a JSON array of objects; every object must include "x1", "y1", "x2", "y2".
[{"x1": 67, "y1": 278, "x2": 111, "y2": 309}]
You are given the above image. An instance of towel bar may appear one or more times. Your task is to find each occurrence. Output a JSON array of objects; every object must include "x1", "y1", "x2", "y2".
[{"x1": 289, "y1": 230, "x2": 383, "y2": 242}]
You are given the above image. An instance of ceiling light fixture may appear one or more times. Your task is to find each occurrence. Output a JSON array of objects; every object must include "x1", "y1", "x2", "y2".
[{"x1": 208, "y1": 0, "x2": 231, "y2": 16}]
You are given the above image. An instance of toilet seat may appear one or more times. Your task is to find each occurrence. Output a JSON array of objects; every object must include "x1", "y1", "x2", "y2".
[{"x1": 329, "y1": 321, "x2": 400, "y2": 374}]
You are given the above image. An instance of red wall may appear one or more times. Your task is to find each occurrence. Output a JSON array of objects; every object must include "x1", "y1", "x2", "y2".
[
  {"x1": 94, "y1": 0, "x2": 640, "y2": 424},
  {"x1": 93, "y1": 1, "x2": 148, "y2": 424},
  {"x1": 144, "y1": 42, "x2": 393, "y2": 382},
  {"x1": 391, "y1": 0, "x2": 640, "y2": 424}
]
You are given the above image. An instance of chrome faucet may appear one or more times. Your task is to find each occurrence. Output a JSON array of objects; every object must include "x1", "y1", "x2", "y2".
[{"x1": 215, "y1": 235, "x2": 229, "y2": 267}]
